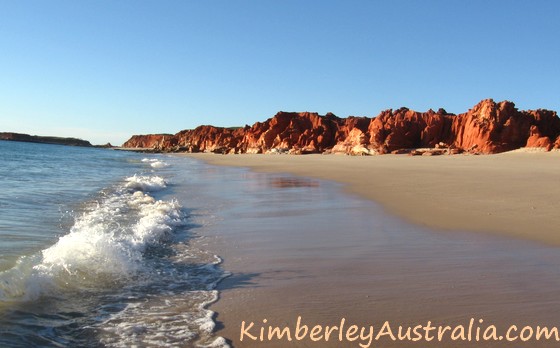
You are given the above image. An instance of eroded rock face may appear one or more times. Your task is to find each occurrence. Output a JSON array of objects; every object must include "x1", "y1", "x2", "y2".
[
  {"x1": 367, "y1": 108, "x2": 455, "y2": 154},
  {"x1": 122, "y1": 99, "x2": 560, "y2": 154},
  {"x1": 240, "y1": 112, "x2": 343, "y2": 154},
  {"x1": 122, "y1": 134, "x2": 173, "y2": 149},
  {"x1": 173, "y1": 126, "x2": 245, "y2": 154},
  {"x1": 452, "y1": 100, "x2": 528, "y2": 153},
  {"x1": 446, "y1": 99, "x2": 560, "y2": 153},
  {"x1": 526, "y1": 125, "x2": 553, "y2": 150}
]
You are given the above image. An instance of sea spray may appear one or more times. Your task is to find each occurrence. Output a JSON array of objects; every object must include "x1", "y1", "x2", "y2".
[
  {"x1": 0, "y1": 174, "x2": 184, "y2": 301},
  {"x1": 0, "y1": 151, "x2": 230, "y2": 347},
  {"x1": 125, "y1": 174, "x2": 167, "y2": 191},
  {"x1": 142, "y1": 157, "x2": 169, "y2": 168}
]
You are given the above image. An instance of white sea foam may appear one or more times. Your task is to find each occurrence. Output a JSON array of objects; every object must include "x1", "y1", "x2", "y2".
[
  {"x1": 142, "y1": 157, "x2": 169, "y2": 168},
  {"x1": 151, "y1": 160, "x2": 168, "y2": 168},
  {"x1": 98, "y1": 292, "x2": 229, "y2": 348},
  {"x1": 125, "y1": 175, "x2": 167, "y2": 192},
  {"x1": 0, "y1": 148, "x2": 230, "y2": 347},
  {"x1": 0, "y1": 175, "x2": 184, "y2": 301},
  {"x1": 98, "y1": 257, "x2": 231, "y2": 348},
  {"x1": 0, "y1": 170, "x2": 229, "y2": 347},
  {"x1": 198, "y1": 337, "x2": 230, "y2": 348}
]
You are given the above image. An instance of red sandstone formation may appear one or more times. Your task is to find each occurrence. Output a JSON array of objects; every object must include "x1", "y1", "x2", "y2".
[
  {"x1": 366, "y1": 107, "x2": 454, "y2": 154},
  {"x1": 526, "y1": 125, "x2": 553, "y2": 150},
  {"x1": 173, "y1": 126, "x2": 245, "y2": 153},
  {"x1": 242, "y1": 112, "x2": 343, "y2": 154},
  {"x1": 122, "y1": 134, "x2": 174, "y2": 149},
  {"x1": 122, "y1": 99, "x2": 560, "y2": 155},
  {"x1": 451, "y1": 100, "x2": 557, "y2": 153}
]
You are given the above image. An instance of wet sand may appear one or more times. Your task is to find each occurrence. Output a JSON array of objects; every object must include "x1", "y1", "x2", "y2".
[
  {"x1": 179, "y1": 152, "x2": 560, "y2": 347},
  {"x1": 186, "y1": 151, "x2": 560, "y2": 246}
]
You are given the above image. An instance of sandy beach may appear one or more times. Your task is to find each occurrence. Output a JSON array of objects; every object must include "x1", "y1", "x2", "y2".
[
  {"x1": 187, "y1": 151, "x2": 560, "y2": 246},
  {"x1": 179, "y1": 151, "x2": 560, "y2": 348}
]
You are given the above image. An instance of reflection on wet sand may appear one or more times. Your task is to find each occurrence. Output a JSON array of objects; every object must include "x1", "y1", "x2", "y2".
[{"x1": 268, "y1": 177, "x2": 320, "y2": 188}]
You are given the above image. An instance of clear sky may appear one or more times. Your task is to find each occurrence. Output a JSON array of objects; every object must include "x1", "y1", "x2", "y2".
[{"x1": 0, "y1": 1, "x2": 558, "y2": 145}]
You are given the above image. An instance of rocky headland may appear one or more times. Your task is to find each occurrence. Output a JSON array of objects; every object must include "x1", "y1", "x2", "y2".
[
  {"x1": 122, "y1": 99, "x2": 560, "y2": 155},
  {"x1": 0, "y1": 132, "x2": 93, "y2": 147}
]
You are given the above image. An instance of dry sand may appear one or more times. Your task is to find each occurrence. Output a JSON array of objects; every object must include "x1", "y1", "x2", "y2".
[
  {"x1": 186, "y1": 151, "x2": 560, "y2": 246},
  {"x1": 180, "y1": 151, "x2": 560, "y2": 347}
]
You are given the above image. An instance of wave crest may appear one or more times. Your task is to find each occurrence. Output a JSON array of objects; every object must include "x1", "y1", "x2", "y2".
[{"x1": 0, "y1": 175, "x2": 184, "y2": 301}]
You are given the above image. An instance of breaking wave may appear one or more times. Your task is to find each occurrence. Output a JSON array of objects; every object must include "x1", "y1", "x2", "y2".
[
  {"x1": 0, "y1": 157, "x2": 229, "y2": 347},
  {"x1": 142, "y1": 158, "x2": 169, "y2": 168},
  {"x1": 0, "y1": 174, "x2": 183, "y2": 301}
]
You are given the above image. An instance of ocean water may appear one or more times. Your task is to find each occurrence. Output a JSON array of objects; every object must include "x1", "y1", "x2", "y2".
[
  {"x1": 5, "y1": 141, "x2": 560, "y2": 348},
  {"x1": 0, "y1": 141, "x2": 228, "y2": 347}
]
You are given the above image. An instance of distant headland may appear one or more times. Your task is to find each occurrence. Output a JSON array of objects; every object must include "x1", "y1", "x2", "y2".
[
  {"x1": 0, "y1": 132, "x2": 106, "y2": 148},
  {"x1": 121, "y1": 99, "x2": 560, "y2": 155}
]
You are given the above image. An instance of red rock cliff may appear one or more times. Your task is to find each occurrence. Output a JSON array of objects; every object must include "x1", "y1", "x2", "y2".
[
  {"x1": 450, "y1": 100, "x2": 560, "y2": 153},
  {"x1": 122, "y1": 99, "x2": 560, "y2": 155},
  {"x1": 122, "y1": 134, "x2": 174, "y2": 149}
]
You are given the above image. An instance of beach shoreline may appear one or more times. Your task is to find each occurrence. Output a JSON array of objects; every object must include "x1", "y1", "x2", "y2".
[
  {"x1": 183, "y1": 151, "x2": 560, "y2": 246},
  {"x1": 174, "y1": 152, "x2": 560, "y2": 347}
]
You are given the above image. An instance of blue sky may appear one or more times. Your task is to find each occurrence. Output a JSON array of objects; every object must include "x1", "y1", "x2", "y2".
[{"x1": 0, "y1": 1, "x2": 558, "y2": 145}]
